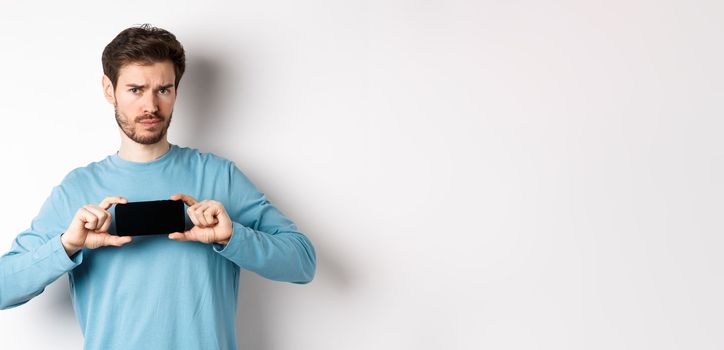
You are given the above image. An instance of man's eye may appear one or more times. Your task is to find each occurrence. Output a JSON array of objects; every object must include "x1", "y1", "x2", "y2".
[
  {"x1": 130, "y1": 88, "x2": 140, "y2": 93},
  {"x1": 159, "y1": 88, "x2": 168, "y2": 94}
]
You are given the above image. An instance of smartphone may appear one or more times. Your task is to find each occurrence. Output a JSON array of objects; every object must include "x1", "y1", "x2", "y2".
[{"x1": 114, "y1": 199, "x2": 185, "y2": 236}]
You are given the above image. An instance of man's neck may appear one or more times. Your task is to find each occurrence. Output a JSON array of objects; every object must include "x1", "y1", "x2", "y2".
[{"x1": 117, "y1": 139, "x2": 172, "y2": 163}]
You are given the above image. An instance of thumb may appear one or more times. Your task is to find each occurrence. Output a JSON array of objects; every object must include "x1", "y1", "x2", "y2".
[
  {"x1": 168, "y1": 226, "x2": 213, "y2": 243},
  {"x1": 168, "y1": 231, "x2": 190, "y2": 241},
  {"x1": 85, "y1": 232, "x2": 132, "y2": 249},
  {"x1": 103, "y1": 234, "x2": 133, "y2": 247}
]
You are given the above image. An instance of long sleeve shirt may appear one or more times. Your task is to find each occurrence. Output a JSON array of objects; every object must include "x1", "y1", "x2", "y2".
[{"x1": 0, "y1": 144, "x2": 316, "y2": 349}]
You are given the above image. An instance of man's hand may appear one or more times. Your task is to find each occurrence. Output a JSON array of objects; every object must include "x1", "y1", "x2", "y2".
[
  {"x1": 61, "y1": 196, "x2": 133, "y2": 257},
  {"x1": 168, "y1": 193, "x2": 233, "y2": 245}
]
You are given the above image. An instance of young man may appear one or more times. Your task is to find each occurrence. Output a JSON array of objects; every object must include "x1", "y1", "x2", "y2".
[{"x1": 0, "y1": 24, "x2": 316, "y2": 349}]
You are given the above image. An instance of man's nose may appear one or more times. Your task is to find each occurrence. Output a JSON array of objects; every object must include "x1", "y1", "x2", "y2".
[{"x1": 141, "y1": 91, "x2": 159, "y2": 114}]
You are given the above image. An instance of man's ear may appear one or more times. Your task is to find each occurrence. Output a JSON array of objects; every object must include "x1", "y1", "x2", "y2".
[{"x1": 102, "y1": 75, "x2": 116, "y2": 104}]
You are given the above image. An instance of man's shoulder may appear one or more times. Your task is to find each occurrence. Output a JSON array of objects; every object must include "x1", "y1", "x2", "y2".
[
  {"x1": 175, "y1": 144, "x2": 236, "y2": 169},
  {"x1": 59, "y1": 157, "x2": 108, "y2": 185}
]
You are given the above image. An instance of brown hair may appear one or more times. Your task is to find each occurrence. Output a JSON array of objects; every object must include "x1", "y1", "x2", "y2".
[{"x1": 102, "y1": 23, "x2": 186, "y2": 90}]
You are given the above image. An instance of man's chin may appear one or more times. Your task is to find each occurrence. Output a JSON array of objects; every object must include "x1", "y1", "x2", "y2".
[
  {"x1": 130, "y1": 131, "x2": 167, "y2": 145},
  {"x1": 134, "y1": 138, "x2": 164, "y2": 145}
]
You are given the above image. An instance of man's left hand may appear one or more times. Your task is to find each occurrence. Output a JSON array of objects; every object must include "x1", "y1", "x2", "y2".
[{"x1": 168, "y1": 193, "x2": 232, "y2": 245}]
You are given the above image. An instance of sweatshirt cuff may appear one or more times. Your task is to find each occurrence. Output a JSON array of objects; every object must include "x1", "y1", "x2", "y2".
[
  {"x1": 212, "y1": 221, "x2": 244, "y2": 256},
  {"x1": 53, "y1": 233, "x2": 84, "y2": 270}
]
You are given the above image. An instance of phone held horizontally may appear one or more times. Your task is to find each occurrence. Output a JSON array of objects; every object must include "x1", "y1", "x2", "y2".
[{"x1": 114, "y1": 199, "x2": 185, "y2": 236}]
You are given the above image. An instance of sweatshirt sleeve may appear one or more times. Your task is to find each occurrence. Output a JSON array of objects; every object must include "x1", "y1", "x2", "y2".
[
  {"x1": 212, "y1": 162, "x2": 316, "y2": 284},
  {"x1": 0, "y1": 183, "x2": 84, "y2": 310}
]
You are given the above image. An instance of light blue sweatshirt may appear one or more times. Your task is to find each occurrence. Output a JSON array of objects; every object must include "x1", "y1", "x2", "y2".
[{"x1": 0, "y1": 144, "x2": 316, "y2": 349}]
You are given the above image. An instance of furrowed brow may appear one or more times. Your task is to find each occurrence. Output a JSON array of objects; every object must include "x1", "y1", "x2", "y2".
[{"x1": 124, "y1": 84, "x2": 174, "y2": 89}]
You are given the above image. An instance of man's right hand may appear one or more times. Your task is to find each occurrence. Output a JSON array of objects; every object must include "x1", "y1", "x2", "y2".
[{"x1": 60, "y1": 196, "x2": 132, "y2": 257}]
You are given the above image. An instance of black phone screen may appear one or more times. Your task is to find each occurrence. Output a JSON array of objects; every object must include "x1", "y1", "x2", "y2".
[{"x1": 115, "y1": 199, "x2": 185, "y2": 236}]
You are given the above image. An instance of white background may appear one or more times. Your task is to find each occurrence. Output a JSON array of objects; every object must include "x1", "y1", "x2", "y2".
[{"x1": 0, "y1": 0, "x2": 722, "y2": 349}]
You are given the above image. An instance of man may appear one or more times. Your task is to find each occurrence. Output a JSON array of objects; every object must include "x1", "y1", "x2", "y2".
[{"x1": 0, "y1": 24, "x2": 316, "y2": 350}]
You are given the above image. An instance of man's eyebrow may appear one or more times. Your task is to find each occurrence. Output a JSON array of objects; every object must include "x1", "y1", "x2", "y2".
[{"x1": 124, "y1": 84, "x2": 175, "y2": 89}]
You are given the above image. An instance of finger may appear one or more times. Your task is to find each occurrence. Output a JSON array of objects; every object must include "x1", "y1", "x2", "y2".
[
  {"x1": 194, "y1": 203, "x2": 212, "y2": 227},
  {"x1": 79, "y1": 208, "x2": 100, "y2": 230},
  {"x1": 202, "y1": 206, "x2": 219, "y2": 226},
  {"x1": 98, "y1": 214, "x2": 113, "y2": 233},
  {"x1": 84, "y1": 205, "x2": 110, "y2": 232},
  {"x1": 187, "y1": 205, "x2": 202, "y2": 227},
  {"x1": 171, "y1": 193, "x2": 198, "y2": 207},
  {"x1": 99, "y1": 196, "x2": 128, "y2": 210}
]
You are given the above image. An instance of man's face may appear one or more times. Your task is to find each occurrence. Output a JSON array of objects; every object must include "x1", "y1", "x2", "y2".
[{"x1": 103, "y1": 60, "x2": 177, "y2": 145}]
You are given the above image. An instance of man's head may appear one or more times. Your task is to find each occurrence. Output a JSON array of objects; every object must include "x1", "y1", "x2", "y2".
[{"x1": 101, "y1": 24, "x2": 185, "y2": 145}]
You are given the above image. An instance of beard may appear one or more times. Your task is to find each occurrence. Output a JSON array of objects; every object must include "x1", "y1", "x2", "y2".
[{"x1": 114, "y1": 105, "x2": 173, "y2": 145}]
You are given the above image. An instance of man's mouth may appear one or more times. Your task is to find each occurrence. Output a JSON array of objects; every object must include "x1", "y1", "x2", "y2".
[{"x1": 139, "y1": 118, "x2": 161, "y2": 126}]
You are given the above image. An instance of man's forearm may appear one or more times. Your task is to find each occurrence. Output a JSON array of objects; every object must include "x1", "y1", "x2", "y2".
[
  {"x1": 0, "y1": 234, "x2": 83, "y2": 309},
  {"x1": 213, "y1": 221, "x2": 316, "y2": 283}
]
